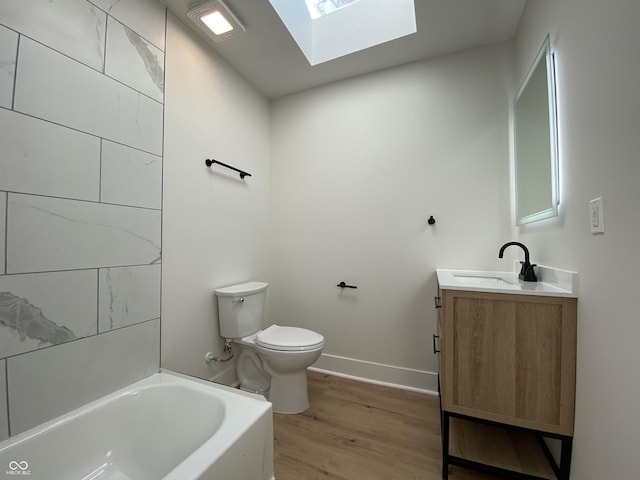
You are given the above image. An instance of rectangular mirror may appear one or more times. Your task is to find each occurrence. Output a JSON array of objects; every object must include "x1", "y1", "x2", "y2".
[{"x1": 513, "y1": 35, "x2": 559, "y2": 225}]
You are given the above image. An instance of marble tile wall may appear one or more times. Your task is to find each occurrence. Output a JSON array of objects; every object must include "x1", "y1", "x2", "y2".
[
  {"x1": 1, "y1": 193, "x2": 6, "y2": 276},
  {"x1": 8, "y1": 319, "x2": 160, "y2": 434},
  {"x1": 0, "y1": 25, "x2": 18, "y2": 109},
  {"x1": 15, "y1": 37, "x2": 163, "y2": 155},
  {"x1": 101, "y1": 140, "x2": 163, "y2": 209},
  {"x1": 0, "y1": 362, "x2": 7, "y2": 440},
  {"x1": 105, "y1": 16, "x2": 165, "y2": 103},
  {"x1": 0, "y1": 0, "x2": 166, "y2": 439},
  {"x1": 0, "y1": 108, "x2": 101, "y2": 200},
  {"x1": 7, "y1": 194, "x2": 161, "y2": 272}
]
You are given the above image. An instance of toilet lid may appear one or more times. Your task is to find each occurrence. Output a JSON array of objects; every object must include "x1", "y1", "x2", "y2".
[{"x1": 256, "y1": 325, "x2": 324, "y2": 351}]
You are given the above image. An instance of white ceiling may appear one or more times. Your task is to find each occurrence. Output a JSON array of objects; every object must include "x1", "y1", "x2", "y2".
[{"x1": 163, "y1": 0, "x2": 527, "y2": 99}]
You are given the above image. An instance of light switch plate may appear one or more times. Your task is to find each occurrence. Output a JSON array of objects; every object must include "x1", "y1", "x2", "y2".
[{"x1": 589, "y1": 197, "x2": 604, "y2": 234}]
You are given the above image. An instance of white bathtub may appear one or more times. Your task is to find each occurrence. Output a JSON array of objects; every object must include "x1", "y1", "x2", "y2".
[{"x1": 0, "y1": 370, "x2": 274, "y2": 480}]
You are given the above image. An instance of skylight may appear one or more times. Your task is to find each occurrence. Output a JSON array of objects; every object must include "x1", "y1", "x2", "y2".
[
  {"x1": 270, "y1": 0, "x2": 416, "y2": 66},
  {"x1": 304, "y1": 0, "x2": 360, "y2": 20}
]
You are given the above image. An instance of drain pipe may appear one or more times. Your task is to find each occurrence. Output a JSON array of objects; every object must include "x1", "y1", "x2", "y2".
[{"x1": 205, "y1": 339, "x2": 234, "y2": 363}]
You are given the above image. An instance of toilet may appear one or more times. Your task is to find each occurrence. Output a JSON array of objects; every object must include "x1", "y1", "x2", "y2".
[{"x1": 214, "y1": 281, "x2": 324, "y2": 414}]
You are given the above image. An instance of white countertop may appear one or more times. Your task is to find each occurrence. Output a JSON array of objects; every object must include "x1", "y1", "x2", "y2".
[{"x1": 436, "y1": 267, "x2": 578, "y2": 298}]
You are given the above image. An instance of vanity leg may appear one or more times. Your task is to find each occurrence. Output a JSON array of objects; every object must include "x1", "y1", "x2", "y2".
[
  {"x1": 559, "y1": 437, "x2": 573, "y2": 480},
  {"x1": 441, "y1": 411, "x2": 450, "y2": 480}
]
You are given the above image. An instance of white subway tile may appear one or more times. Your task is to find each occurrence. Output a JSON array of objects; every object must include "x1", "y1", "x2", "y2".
[
  {"x1": 101, "y1": 140, "x2": 162, "y2": 209},
  {"x1": 0, "y1": 109, "x2": 101, "y2": 201},
  {"x1": 91, "y1": 0, "x2": 166, "y2": 51},
  {"x1": 14, "y1": 37, "x2": 163, "y2": 156},
  {"x1": 7, "y1": 319, "x2": 159, "y2": 435},
  {"x1": 98, "y1": 264, "x2": 161, "y2": 332},
  {"x1": 0, "y1": 0, "x2": 106, "y2": 71},
  {"x1": 0, "y1": 25, "x2": 18, "y2": 109},
  {"x1": 6, "y1": 194, "x2": 161, "y2": 274},
  {"x1": 0, "y1": 192, "x2": 5, "y2": 275},
  {"x1": 0, "y1": 271, "x2": 98, "y2": 358},
  {"x1": 0, "y1": 361, "x2": 7, "y2": 441},
  {"x1": 105, "y1": 17, "x2": 164, "y2": 102}
]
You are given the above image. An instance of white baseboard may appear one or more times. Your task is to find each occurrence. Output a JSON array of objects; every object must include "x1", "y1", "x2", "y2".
[{"x1": 309, "y1": 353, "x2": 438, "y2": 395}]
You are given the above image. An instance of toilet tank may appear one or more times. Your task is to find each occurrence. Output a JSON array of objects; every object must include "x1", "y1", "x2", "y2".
[{"x1": 214, "y1": 282, "x2": 268, "y2": 339}]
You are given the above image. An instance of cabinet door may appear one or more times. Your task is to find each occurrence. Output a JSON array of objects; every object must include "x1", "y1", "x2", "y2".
[
  {"x1": 434, "y1": 292, "x2": 442, "y2": 374},
  {"x1": 440, "y1": 290, "x2": 576, "y2": 435}
]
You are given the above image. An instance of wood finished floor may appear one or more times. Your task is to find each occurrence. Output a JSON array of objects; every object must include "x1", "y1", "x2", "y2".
[{"x1": 273, "y1": 371, "x2": 503, "y2": 480}]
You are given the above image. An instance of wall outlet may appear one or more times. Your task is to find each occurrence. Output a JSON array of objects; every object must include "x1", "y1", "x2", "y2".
[{"x1": 589, "y1": 197, "x2": 604, "y2": 234}]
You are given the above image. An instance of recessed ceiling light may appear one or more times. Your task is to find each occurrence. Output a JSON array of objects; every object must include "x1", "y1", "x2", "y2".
[
  {"x1": 200, "y1": 11, "x2": 234, "y2": 35},
  {"x1": 187, "y1": 0, "x2": 245, "y2": 43}
]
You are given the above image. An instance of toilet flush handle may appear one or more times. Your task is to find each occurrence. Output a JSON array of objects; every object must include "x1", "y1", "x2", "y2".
[{"x1": 232, "y1": 297, "x2": 245, "y2": 304}]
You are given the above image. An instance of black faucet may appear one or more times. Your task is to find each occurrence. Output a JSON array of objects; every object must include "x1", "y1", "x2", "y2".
[{"x1": 498, "y1": 241, "x2": 537, "y2": 282}]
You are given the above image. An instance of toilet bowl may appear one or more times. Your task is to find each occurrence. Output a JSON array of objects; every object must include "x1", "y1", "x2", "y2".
[
  {"x1": 234, "y1": 342, "x2": 270, "y2": 395},
  {"x1": 214, "y1": 282, "x2": 324, "y2": 414}
]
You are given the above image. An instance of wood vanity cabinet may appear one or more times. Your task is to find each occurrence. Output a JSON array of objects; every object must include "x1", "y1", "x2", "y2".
[{"x1": 437, "y1": 287, "x2": 577, "y2": 480}]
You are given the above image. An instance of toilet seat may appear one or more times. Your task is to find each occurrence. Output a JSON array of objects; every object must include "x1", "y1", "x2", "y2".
[{"x1": 256, "y1": 325, "x2": 324, "y2": 352}]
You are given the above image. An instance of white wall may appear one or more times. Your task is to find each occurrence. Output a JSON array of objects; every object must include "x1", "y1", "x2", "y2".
[
  {"x1": 155, "y1": 2, "x2": 640, "y2": 475},
  {"x1": 269, "y1": 44, "x2": 514, "y2": 391},
  {"x1": 514, "y1": 0, "x2": 640, "y2": 477},
  {"x1": 162, "y1": 13, "x2": 271, "y2": 382}
]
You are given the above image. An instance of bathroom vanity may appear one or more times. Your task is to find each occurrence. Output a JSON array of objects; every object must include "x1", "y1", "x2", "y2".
[{"x1": 434, "y1": 268, "x2": 577, "y2": 480}]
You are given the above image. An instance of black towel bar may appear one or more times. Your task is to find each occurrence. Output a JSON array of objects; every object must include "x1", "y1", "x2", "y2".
[{"x1": 205, "y1": 159, "x2": 252, "y2": 179}]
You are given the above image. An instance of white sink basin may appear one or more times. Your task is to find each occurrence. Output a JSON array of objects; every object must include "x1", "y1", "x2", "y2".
[{"x1": 452, "y1": 274, "x2": 516, "y2": 286}]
